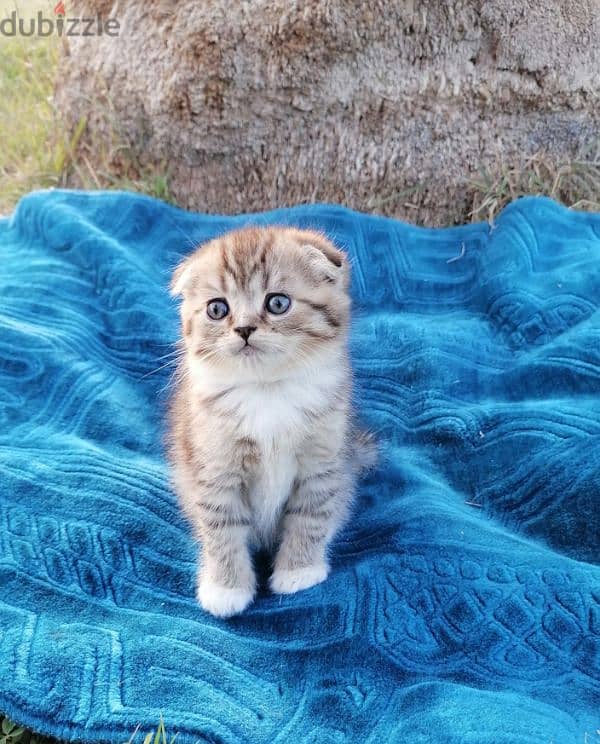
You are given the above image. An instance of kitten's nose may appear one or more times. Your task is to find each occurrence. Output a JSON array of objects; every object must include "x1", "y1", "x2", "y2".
[{"x1": 234, "y1": 325, "x2": 257, "y2": 342}]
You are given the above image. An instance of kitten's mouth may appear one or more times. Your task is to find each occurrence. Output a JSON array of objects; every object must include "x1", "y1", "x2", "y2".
[{"x1": 239, "y1": 343, "x2": 259, "y2": 356}]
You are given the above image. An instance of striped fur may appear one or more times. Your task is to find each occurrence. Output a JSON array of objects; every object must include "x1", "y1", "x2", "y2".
[{"x1": 167, "y1": 227, "x2": 374, "y2": 617}]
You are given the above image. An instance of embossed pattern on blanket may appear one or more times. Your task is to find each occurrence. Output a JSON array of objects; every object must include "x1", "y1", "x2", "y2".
[{"x1": 0, "y1": 191, "x2": 598, "y2": 743}]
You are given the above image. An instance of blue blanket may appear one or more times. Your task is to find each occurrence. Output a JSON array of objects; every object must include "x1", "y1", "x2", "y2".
[{"x1": 0, "y1": 190, "x2": 598, "y2": 743}]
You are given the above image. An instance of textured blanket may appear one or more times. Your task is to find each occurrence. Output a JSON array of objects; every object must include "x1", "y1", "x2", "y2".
[{"x1": 0, "y1": 190, "x2": 598, "y2": 743}]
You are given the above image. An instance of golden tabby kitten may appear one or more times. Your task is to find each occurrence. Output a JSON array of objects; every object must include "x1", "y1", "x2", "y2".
[{"x1": 168, "y1": 226, "x2": 373, "y2": 618}]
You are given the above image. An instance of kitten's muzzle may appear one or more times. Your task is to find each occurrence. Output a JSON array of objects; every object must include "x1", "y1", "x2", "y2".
[{"x1": 234, "y1": 325, "x2": 257, "y2": 342}]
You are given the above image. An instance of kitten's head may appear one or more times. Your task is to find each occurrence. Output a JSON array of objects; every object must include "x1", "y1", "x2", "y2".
[{"x1": 170, "y1": 227, "x2": 350, "y2": 379}]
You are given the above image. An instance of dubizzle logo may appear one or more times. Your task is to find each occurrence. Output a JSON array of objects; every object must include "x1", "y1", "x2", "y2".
[{"x1": 0, "y1": 2, "x2": 120, "y2": 36}]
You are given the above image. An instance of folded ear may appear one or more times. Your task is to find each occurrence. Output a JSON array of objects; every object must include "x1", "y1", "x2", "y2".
[
  {"x1": 170, "y1": 256, "x2": 194, "y2": 297},
  {"x1": 301, "y1": 232, "x2": 349, "y2": 286}
]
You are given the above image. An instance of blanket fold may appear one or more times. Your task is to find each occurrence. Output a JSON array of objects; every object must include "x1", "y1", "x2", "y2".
[{"x1": 0, "y1": 190, "x2": 598, "y2": 743}]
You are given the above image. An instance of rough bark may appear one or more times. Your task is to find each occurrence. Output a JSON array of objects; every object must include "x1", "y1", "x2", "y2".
[{"x1": 56, "y1": 0, "x2": 600, "y2": 225}]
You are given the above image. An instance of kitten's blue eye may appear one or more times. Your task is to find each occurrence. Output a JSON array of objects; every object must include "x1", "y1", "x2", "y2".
[
  {"x1": 265, "y1": 293, "x2": 291, "y2": 315},
  {"x1": 207, "y1": 298, "x2": 229, "y2": 320}
]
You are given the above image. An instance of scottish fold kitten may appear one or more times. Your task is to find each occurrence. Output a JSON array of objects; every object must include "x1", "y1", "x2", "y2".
[{"x1": 168, "y1": 226, "x2": 373, "y2": 617}]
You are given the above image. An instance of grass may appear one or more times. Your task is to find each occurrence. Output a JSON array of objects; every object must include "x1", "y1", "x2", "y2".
[
  {"x1": 0, "y1": 0, "x2": 65, "y2": 211},
  {"x1": 367, "y1": 146, "x2": 600, "y2": 226},
  {"x1": 469, "y1": 147, "x2": 600, "y2": 224},
  {"x1": 125, "y1": 716, "x2": 178, "y2": 744},
  {"x1": 0, "y1": 713, "x2": 178, "y2": 744},
  {"x1": 0, "y1": 0, "x2": 172, "y2": 214},
  {"x1": 0, "y1": 715, "x2": 55, "y2": 744}
]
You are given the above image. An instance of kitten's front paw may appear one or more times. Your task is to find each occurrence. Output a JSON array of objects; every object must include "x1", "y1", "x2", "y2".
[
  {"x1": 197, "y1": 580, "x2": 254, "y2": 618},
  {"x1": 270, "y1": 563, "x2": 329, "y2": 595}
]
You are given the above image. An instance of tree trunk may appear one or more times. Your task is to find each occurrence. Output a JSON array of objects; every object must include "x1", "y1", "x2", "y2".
[{"x1": 56, "y1": 0, "x2": 600, "y2": 225}]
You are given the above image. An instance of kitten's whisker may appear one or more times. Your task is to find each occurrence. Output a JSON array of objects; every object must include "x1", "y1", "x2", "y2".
[
  {"x1": 193, "y1": 349, "x2": 220, "y2": 364},
  {"x1": 152, "y1": 348, "x2": 185, "y2": 362},
  {"x1": 140, "y1": 358, "x2": 180, "y2": 379},
  {"x1": 159, "y1": 365, "x2": 188, "y2": 396}
]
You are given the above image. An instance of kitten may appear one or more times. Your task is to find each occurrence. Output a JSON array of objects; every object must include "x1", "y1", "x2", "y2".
[{"x1": 167, "y1": 226, "x2": 373, "y2": 618}]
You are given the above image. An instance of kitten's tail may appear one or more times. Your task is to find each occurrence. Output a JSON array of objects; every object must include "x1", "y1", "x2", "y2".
[{"x1": 351, "y1": 428, "x2": 378, "y2": 474}]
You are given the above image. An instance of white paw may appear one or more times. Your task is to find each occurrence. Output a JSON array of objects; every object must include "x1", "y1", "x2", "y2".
[
  {"x1": 197, "y1": 580, "x2": 254, "y2": 618},
  {"x1": 270, "y1": 563, "x2": 329, "y2": 595}
]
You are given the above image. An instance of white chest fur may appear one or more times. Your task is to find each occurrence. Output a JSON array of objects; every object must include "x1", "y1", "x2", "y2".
[
  {"x1": 248, "y1": 446, "x2": 296, "y2": 546},
  {"x1": 226, "y1": 379, "x2": 325, "y2": 545},
  {"x1": 191, "y1": 351, "x2": 347, "y2": 545}
]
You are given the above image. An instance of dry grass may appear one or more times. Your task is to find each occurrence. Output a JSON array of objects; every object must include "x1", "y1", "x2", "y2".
[
  {"x1": 367, "y1": 146, "x2": 600, "y2": 226},
  {"x1": 61, "y1": 81, "x2": 173, "y2": 205},
  {"x1": 0, "y1": 0, "x2": 171, "y2": 214},
  {"x1": 0, "y1": 0, "x2": 64, "y2": 211},
  {"x1": 469, "y1": 147, "x2": 600, "y2": 224},
  {"x1": 125, "y1": 715, "x2": 178, "y2": 744}
]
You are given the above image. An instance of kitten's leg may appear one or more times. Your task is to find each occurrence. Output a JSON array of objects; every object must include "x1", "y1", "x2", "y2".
[
  {"x1": 270, "y1": 465, "x2": 352, "y2": 594},
  {"x1": 188, "y1": 474, "x2": 255, "y2": 617}
]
